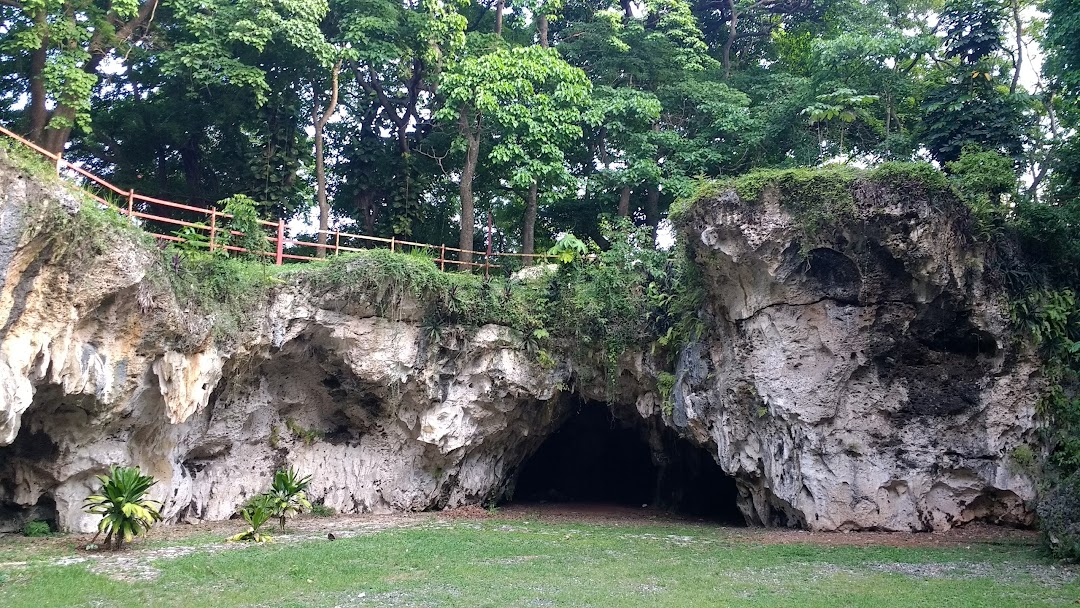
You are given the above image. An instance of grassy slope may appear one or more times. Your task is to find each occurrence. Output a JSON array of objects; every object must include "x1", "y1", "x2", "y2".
[{"x1": 1, "y1": 521, "x2": 1076, "y2": 608}]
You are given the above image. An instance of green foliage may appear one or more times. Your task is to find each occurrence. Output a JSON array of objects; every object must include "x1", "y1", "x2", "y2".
[
  {"x1": 172, "y1": 225, "x2": 216, "y2": 259},
  {"x1": 309, "y1": 503, "x2": 336, "y2": 517},
  {"x1": 296, "y1": 249, "x2": 547, "y2": 336},
  {"x1": 1011, "y1": 289, "x2": 1080, "y2": 479},
  {"x1": 1012, "y1": 202, "x2": 1080, "y2": 289},
  {"x1": 163, "y1": 248, "x2": 280, "y2": 340},
  {"x1": 219, "y1": 195, "x2": 270, "y2": 261},
  {"x1": 866, "y1": 162, "x2": 951, "y2": 192},
  {"x1": 439, "y1": 45, "x2": 593, "y2": 189},
  {"x1": 22, "y1": 520, "x2": 51, "y2": 538},
  {"x1": 264, "y1": 467, "x2": 313, "y2": 532},
  {"x1": 656, "y1": 372, "x2": 676, "y2": 417},
  {"x1": 669, "y1": 178, "x2": 723, "y2": 225},
  {"x1": 0, "y1": 144, "x2": 62, "y2": 184},
  {"x1": 285, "y1": 418, "x2": 322, "y2": 446},
  {"x1": 729, "y1": 167, "x2": 858, "y2": 239},
  {"x1": 1037, "y1": 472, "x2": 1080, "y2": 561},
  {"x1": 1009, "y1": 444, "x2": 1038, "y2": 474},
  {"x1": 228, "y1": 495, "x2": 275, "y2": 543},
  {"x1": 82, "y1": 466, "x2": 162, "y2": 550},
  {"x1": 547, "y1": 234, "x2": 587, "y2": 264},
  {"x1": 555, "y1": 218, "x2": 668, "y2": 396}
]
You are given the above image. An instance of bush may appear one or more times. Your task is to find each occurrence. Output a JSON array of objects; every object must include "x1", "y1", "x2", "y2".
[
  {"x1": 228, "y1": 495, "x2": 275, "y2": 543},
  {"x1": 22, "y1": 520, "x2": 51, "y2": 537},
  {"x1": 310, "y1": 503, "x2": 336, "y2": 517},
  {"x1": 1038, "y1": 472, "x2": 1080, "y2": 561},
  {"x1": 82, "y1": 465, "x2": 162, "y2": 550}
]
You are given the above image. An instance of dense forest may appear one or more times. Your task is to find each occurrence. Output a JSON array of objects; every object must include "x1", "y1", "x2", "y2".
[{"x1": 0, "y1": 0, "x2": 1076, "y2": 264}]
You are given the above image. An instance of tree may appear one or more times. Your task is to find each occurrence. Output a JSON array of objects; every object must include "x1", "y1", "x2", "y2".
[
  {"x1": 333, "y1": 0, "x2": 468, "y2": 236},
  {"x1": 438, "y1": 45, "x2": 591, "y2": 265},
  {"x1": 1043, "y1": 0, "x2": 1080, "y2": 202},
  {"x1": 2, "y1": 0, "x2": 160, "y2": 153},
  {"x1": 312, "y1": 59, "x2": 343, "y2": 257},
  {"x1": 921, "y1": 0, "x2": 1028, "y2": 164}
]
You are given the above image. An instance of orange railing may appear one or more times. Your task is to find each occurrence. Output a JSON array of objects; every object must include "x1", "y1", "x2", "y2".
[{"x1": 0, "y1": 124, "x2": 551, "y2": 272}]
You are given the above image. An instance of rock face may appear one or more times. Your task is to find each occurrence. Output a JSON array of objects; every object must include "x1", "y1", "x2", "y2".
[
  {"x1": 0, "y1": 158, "x2": 1039, "y2": 533},
  {"x1": 676, "y1": 180, "x2": 1038, "y2": 530}
]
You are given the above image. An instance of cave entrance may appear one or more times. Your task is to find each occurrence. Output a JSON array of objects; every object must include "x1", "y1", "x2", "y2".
[{"x1": 511, "y1": 401, "x2": 744, "y2": 524}]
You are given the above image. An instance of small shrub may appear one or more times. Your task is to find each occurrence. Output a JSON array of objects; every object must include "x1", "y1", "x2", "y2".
[
  {"x1": 219, "y1": 194, "x2": 270, "y2": 261},
  {"x1": 22, "y1": 520, "x2": 51, "y2": 537},
  {"x1": 82, "y1": 465, "x2": 162, "y2": 550},
  {"x1": 656, "y1": 372, "x2": 676, "y2": 416},
  {"x1": 264, "y1": 467, "x2": 313, "y2": 531},
  {"x1": 310, "y1": 503, "x2": 336, "y2": 517},
  {"x1": 1038, "y1": 472, "x2": 1080, "y2": 561},
  {"x1": 547, "y1": 233, "x2": 587, "y2": 264},
  {"x1": 228, "y1": 495, "x2": 274, "y2": 543},
  {"x1": 285, "y1": 418, "x2": 322, "y2": 446}
]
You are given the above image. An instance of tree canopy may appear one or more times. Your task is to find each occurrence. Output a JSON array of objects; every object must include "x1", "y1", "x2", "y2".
[{"x1": 0, "y1": 0, "x2": 1074, "y2": 265}]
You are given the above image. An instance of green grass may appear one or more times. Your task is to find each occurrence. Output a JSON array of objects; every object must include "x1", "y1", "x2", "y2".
[{"x1": 0, "y1": 521, "x2": 1075, "y2": 607}]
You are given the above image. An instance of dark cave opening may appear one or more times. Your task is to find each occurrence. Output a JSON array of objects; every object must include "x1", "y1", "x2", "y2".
[{"x1": 511, "y1": 401, "x2": 745, "y2": 524}]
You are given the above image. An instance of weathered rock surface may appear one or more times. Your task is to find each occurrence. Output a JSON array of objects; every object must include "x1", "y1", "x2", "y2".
[
  {"x1": 676, "y1": 181, "x2": 1039, "y2": 530},
  {"x1": 0, "y1": 157, "x2": 1039, "y2": 533}
]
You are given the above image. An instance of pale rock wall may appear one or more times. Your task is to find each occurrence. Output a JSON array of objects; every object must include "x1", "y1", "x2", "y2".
[
  {"x1": 0, "y1": 157, "x2": 1039, "y2": 533},
  {"x1": 676, "y1": 182, "x2": 1038, "y2": 530}
]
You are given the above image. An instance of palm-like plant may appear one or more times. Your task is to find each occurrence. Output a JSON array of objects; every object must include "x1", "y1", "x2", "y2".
[
  {"x1": 228, "y1": 495, "x2": 275, "y2": 543},
  {"x1": 265, "y1": 467, "x2": 312, "y2": 531},
  {"x1": 82, "y1": 466, "x2": 162, "y2": 550}
]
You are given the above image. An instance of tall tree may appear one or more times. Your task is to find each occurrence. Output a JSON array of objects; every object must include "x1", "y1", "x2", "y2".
[
  {"x1": 2, "y1": 0, "x2": 160, "y2": 153},
  {"x1": 439, "y1": 45, "x2": 591, "y2": 265}
]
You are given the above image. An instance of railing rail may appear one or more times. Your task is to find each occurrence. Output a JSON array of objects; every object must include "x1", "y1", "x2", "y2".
[{"x1": 0, "y1": 124, "x2": 553, "y2": 273}]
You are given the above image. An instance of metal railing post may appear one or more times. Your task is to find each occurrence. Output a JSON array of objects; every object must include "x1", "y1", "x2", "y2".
[
  {"x1": 209, "y1": 210, "x2": 217, "y2": 253},
  {"x1": 275, "y1": 219, "x2": 285, "y2": 265}
]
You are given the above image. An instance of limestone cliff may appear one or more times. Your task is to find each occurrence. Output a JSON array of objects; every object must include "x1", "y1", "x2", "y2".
[
  {"x1": 675, "y1": 174, "x2": 1038, "y2": 530},
  {"x1": 0, "y1": 157, "x2": 1039, "y2": 533}
]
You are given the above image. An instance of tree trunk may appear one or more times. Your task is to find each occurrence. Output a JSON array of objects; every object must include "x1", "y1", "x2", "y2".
[
  {"x1": 180, "y1": 136, "x2": 204, "y2": 202},
  {"x1": 522, "y1": 180, "x2": 538, "y2": 266},
  {"x1": 538, "y1": 14, "x2": 549, "y2": 48},
  {"x1": 357, "y1": 191, "x2": 377, "y2": 234},
  {"x1": 495, "y1": 0, "x2": 504, "y2": 36},
  {"x1": 722, "y1": 0, "x2": 738, "y2": 80},
  {"x1": 313, "y1": 103, "x2": 331, "y2": 258},
  {"x1": 29, "y1": 0, "x2": 159, "y2": 153},
  {"x1": 313, "y1": 62, "x2": 342, "y2": 259},
  {"x1": 41, "y1": 107, "x2": 76, "y2": 154},
  {"x1": 459, "y1": 110, "x2": 480, "y2": 268},
  {"x1": 618, "y1": 185, "x2": 631, "y2": 217},
  {"x1": 1010, "y1": 0, "x2": 1023, "y2": 94},
  {"x1": 645, "y1": 184, "x2": 660, "y2": 236},
  {"x1": 27, "y1": 10, "x2": 48, "y2": 143}
]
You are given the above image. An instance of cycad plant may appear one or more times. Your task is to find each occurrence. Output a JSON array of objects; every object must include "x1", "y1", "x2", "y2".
[
  {"x1": 82, "y1": 466, "x2": 162, "y2": 550},
  {"x1": 265, "y1": 467, "x2": 312, "y2": 531},
  {"x1": 228, "y1": 495, "x2": 275, "y2": 543}
]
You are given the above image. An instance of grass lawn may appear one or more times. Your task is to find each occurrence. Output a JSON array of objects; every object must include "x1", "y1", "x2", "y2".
[{"x1": 0, "y1": 519, "x2": 1077, "y2": 607}]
